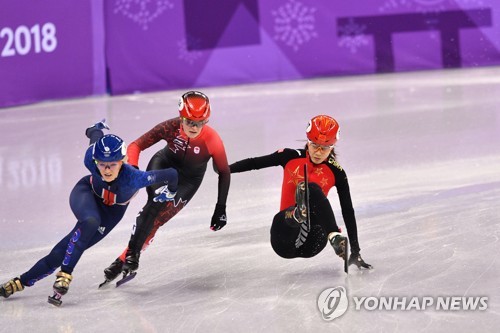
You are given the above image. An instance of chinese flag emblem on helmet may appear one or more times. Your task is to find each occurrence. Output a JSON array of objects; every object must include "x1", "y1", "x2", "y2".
[
  {"x1": 178, "y1": 91, "x2": 211, "y2": 121},
  {"x1": 306, "y1": 115, "x2": 340, "y2": 146}
]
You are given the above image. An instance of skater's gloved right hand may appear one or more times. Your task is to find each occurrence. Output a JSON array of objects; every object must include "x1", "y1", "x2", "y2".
[
  {"x1": 348, "y1": 253, "x2": 373, "y2": 270},
  {"x1": 210, "y1": 204, "x2": 227, "y2": 231},
  {"x1": 85, "y1": 118, "x2": 110, "y2": 138},
  {"x1": 153, "y1": 185, "x2": 176, "y2": 202}
]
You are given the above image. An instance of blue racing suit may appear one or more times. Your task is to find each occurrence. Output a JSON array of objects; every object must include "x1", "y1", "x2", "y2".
[{"x1": 20, "y1": 131, "x2": 177, "y2": 286}]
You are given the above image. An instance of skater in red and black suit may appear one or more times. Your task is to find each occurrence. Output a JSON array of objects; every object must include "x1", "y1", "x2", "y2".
[
  {"x1": 102, "y1": 91, "x2": 230, "y2": 283},
  {"x1": 230, "y1": 115, "x2": 372, "y2": 270}
]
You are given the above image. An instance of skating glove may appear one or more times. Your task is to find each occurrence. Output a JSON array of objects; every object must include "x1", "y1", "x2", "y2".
[
  {"x1": 153, "y1": 185, "x2": 176, "y2": 202},
  {"x1": 210, "y1": 204, "x2": 227, "y2": 231},
  {"x1": 348, "y1": 253, "x2": 373, "y2": 270},
  {"x1": 85, "y1": 119, "x2": 110, "y2": 138}
]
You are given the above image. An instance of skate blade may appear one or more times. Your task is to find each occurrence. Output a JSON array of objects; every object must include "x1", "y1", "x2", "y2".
[
  {"x1": 343, "y1": 239, "x2": 349, "y2": 274},
  {"x1": 116, "y1": 272, "x2": 137, "y2": 287},
  {"x1": 48, "y1": 293, "x2": 62, "y2": 307},
  {"x1": 98, "y1": 279, "x2": 112, "y2": 289}
]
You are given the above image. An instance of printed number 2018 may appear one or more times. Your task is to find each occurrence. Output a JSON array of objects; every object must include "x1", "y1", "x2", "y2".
[{"x1": 1, "y1": 23, "x2": 57, "y2": 57}]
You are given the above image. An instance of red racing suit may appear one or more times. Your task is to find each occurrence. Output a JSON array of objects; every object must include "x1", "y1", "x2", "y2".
[
  {"x1": 230, "y1": 148, "x2": 360, "y2": 258},
  {"x1": 122, "y1": 117, "x2": 230, "y2": 256}
]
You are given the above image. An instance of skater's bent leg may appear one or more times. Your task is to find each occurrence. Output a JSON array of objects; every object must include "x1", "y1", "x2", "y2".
[
  {"x1": 127, "y1": 200, "x2": 164, "y2": 253},
  {"x1": 270, "y1": 209, "x2": 301, "y2": 259},
  {"x1": 125, "y1": 196, "x2": 185, "y2": 257},
  {"x1": 60, "y1": 217, "x2": 101, "y2": 274},
  {"x1": 117, "y1": 215, "x2": 163, "y2": 262},
  {"x1": 64, "y1": 177, "x2": 109, "y2": 273},
  {"x1": 19, "y1": 234, "x2": 71, "y2": 286},
  {"x1": 296, "y1": 225, "x2": 328, "y2": 258},
  {"x1": 140, "y1": 221, "x2": 161, "y2": 252},
  {"x1": 308, "y1": 183, "x2": 341, "y2": 233},
  {"x1": 309, "y1": 182, "x2": 358, "y2": 254}
]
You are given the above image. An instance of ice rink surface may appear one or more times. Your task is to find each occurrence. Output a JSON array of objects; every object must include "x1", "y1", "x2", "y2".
[{"x1": 1, "y1": 68, "x2": 499, "y2": 332}]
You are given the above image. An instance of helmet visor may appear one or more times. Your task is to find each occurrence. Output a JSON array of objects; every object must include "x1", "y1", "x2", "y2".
[{"x1": 182, "y1": 117, "x2": 208, "y2": 128}]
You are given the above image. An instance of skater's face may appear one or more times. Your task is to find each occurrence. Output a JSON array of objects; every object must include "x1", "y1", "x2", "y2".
[
  {"x1": 307, "y1": 141, "x2": 333, "y2": 164},
  {"x1": 95, "y1": 160, "x2": 123, "y2": 182},
  {"x1": 181, "y1": 117, "x2": 207, "y2": 139}
]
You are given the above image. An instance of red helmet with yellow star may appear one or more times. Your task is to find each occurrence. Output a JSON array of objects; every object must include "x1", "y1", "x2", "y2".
[{"x1": 306, "y1": 115, "x2": 340, "y2": 146}]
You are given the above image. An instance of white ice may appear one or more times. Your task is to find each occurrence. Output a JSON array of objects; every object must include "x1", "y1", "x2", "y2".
[{"x1": 0, "y1": 67, "x2": 499, "y2": 332}]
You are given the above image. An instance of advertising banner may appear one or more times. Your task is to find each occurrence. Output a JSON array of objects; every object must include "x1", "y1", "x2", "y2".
[
  {"x1": 105, "y1": 0, "x2": 500, "y2": 94},
  {"x1": 0, "y1": 0, "x2": 106, "y2": 107}
]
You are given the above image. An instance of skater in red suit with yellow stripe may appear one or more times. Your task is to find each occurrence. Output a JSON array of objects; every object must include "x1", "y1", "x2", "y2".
[{"x1": 230, "y1": 115, "x2": 371, "y2": 270}]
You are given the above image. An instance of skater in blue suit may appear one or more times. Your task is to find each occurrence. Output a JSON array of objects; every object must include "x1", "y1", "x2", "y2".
[{"x1": 0, "y1": 120, "x2": 178, "y2": 306}]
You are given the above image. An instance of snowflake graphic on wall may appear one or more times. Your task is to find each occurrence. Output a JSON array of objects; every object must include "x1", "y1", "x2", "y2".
[
  {"x1": 114, "y1": 0, "x2": 174, "y2": 30},
  {"x1": 177, "y1": 38, "x2": 203, "y2": 65},
  {"x1": 272, "y1": 0, "x2": 318, "y2": 52},
  {"x1": 379, "y1": 0, "x2": 484, "y2": 13},
  {"x1": 337, "y1": 18, "x2": 369, "y2": 54}
]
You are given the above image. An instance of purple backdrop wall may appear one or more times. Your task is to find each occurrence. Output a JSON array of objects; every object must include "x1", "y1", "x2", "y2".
[
  {"x1": 0, "y1": 0, "x2": 106, "y2": 108},
  {"x1": 2, "y1": 0, "x2": 500, "y2": 107},
  {"x1": 105, "y1": 0, "x2": 500, "y2": 95}
]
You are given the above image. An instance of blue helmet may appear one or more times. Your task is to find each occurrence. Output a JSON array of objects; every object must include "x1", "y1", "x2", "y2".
[{"x1": 92, "y1": 134, "x2": 127, "y2": 162}]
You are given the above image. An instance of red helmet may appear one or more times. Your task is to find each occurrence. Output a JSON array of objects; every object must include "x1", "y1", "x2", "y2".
[
  {"x1": 306, "y1": 115, "x2": 340, "y2": 146},
  {"x1": 178, "y1": 91, "x2": 211, "y2": 121}
]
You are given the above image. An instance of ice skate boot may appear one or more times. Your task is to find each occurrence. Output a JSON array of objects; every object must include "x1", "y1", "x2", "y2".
[
  {"x1": 98, "y1": 257, "x2": 124, "y2": 288},
  {"x1": 123, "y1": 250, "x2": 140, "y2": 273},
  {"x1": 329, "y1": 232, "x2": 349, "y2": 273},
  {"x1": 293, "y1": 181, "x2": 308, "y2": 224},
  {"x1": 114, "y1": 250, "x2": 140, "y2": 287},
  {"x1": 0, "y1": 277, "x2": 24, "y2": 298},
  {"x1": 48, "y1": 271, "x2": 72, "y2": 306},
  {"x1": 329, "y1": 232, "x2": 347, "y2": 257},
  {"x1": 105, "y1": 258, "x2": 124, "y2": 281},
  {"x1": 53, "y1": 271, "x2": 72, "y2": 295}
]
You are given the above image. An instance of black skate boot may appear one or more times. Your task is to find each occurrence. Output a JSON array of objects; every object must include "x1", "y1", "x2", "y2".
[
  {"x1": 329, "y1": 232, "x2": 349, "y2": 273},
  {"x1": 48, "y1": 271, "x2": 73, "y2": 306},
  {"x1": 0, "y1": 277, "x2": 24, "y2": 298},
  {"x1": 104, "y1": 258, "x2": 124, "y2": 282},
  {"x1": 99, "y1": 258, "x2": 124, "y2": 288},
  {"x1": 293, "y1": 181, "x2": 308, "y2": 224},
  {"x1": 329, "y1": 232, "x2": 347, "y2": 257},
  {"x1": 123, "y1": 250, "x2": 140, "y2": 273},
  {"x1": 112, "y1": 250, "x2": 140, "y2": 287}
]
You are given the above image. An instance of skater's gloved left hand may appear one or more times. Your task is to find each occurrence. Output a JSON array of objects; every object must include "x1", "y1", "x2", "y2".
[
  {"x1": 85, "y1": 118, "x2": 110, "y2": 138},
  {"x1": 348, "y1": 253, "x2": 373, "y2": 270},
  {"x1": 153, "y1": 185, "x2": 176, "y2": 202},
  {"x1": 210, "y1": 204, "x2": 227, "y2": 231}
]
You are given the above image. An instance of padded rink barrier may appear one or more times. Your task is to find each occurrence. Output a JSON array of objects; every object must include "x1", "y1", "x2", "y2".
[{"x1": 2, "y1": 0, "x2": 500, "y2": 107}]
